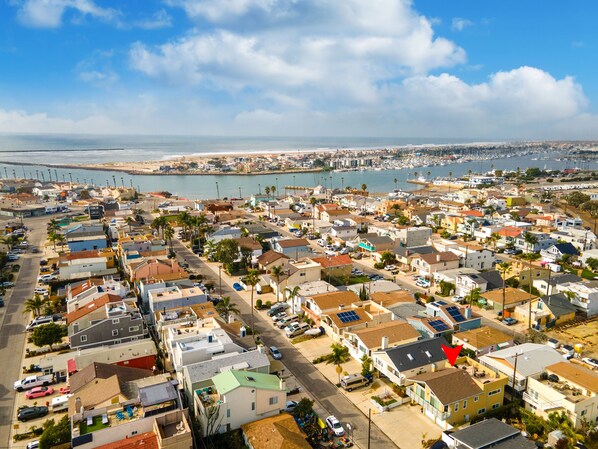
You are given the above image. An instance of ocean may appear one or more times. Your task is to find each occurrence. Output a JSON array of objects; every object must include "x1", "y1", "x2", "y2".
[{"x1": 0, "y1": 133, "x2": 588, "y2": 200}]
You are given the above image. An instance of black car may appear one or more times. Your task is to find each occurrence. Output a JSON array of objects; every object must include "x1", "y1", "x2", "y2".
[{"x1": 18, "y1": 406, "x2": 49, "y2": 422}]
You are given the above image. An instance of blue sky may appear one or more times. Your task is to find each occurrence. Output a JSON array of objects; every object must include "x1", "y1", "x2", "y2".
[{"x1": 0, "y1": 0, "x2": 597, "y2": 138}]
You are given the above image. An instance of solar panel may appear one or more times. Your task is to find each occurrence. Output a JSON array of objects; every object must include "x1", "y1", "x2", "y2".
[
  {"x1": 428, "y1": 320, "x2": 449, "y2": 331},
  {"x1": 436, "y1": 300, "x2": 448, "y2": 306},
  {"x1": 446, "y1": 306, "x2": 466, "y2": 322},
  {"x1": 337, "y1": 311, "x2": 360, "y2": 323}
]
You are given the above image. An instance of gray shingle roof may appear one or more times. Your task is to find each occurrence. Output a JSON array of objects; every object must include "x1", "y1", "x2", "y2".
[
  {"x1": 383, "y1": 337, "x2": 448, "y2": 371},
  {"x1": 450, "y1": 418, "x2": 534, "y2": 449},
  {"x1": 183, "y1": 350, "x2": 270, "y2": 384}
]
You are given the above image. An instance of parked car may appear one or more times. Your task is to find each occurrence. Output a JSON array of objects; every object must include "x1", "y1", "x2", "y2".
[
  {"x1": 325, "y1": 415, "x2": 345, "y2": 436},
  {"x1": 583, "y1": 357, "x2": 598, "y2": 369},
  {"x1": 31, "y1": 247, "x2": 40, "y2": 253},
  {"x1": 17, "y1": 406, "x2": 49, "y2": 422},
  {"x1": 269, "y1": 346, "x2": 282, "y2": 360},
  {"x1": 284, "y1": 400, "x2": 298, "y2": 413},
  {"x1": 232, "y1": 282, "x2": 243, "y2": 291},
  {"x1": 416, "y1": 278, "x2": 431, "y2": 288},
  {"x1": 26, "y1": 441, "x2": 39, "y2": 449},
  {"x1": 272, "y1": 312, "x2": 287, "y2": 323},
  {"x1": 34, "y1": 287, "x2": 49, "y2": 295},
  {"x1": 25, "y1": 386, "x2": 54, "y2": 400},
  {"x1": 0, "y1": 297, "x2": 4, "y2": 307},
  {"x1": 59, "y1": 386, "x2": 71, "y2": 395},
  {"x1": 2, "y1": 281, "x2": 15, "y2": 288},
  {"x1": 503, "y1": 317, "x2": 518, "y2": 326}
]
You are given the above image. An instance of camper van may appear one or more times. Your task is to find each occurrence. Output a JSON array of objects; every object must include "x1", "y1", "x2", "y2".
[
  {"x1": 51, "y1": 394, "x2": 72, "y2": 413},
  {"x1": 340, "y1": 374, "x2": 371, "y2": 392}
]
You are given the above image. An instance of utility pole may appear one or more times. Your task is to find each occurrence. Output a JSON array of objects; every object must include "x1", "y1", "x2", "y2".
[
  {"x1": 528, "y1": 258, "x2": 533, "y2": 330},
  {"x1": 216, "y1": 182, "x2": 220, "y2": 200},
  {"x1": 510, "y1": 352, "x2": 520, "y2": 401},
  {"x1": 367, "y1": 408, "x2": 371, "y2": 449}
]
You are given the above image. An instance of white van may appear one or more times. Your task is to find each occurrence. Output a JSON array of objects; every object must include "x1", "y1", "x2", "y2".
[
  {"x1": 276, "y1": 314, "x2": 299, "y2": 329},
  {"x1": 26, "y1": 316, "x2": 53, "y2": 331},
  {"x1": 340, "y1": 374, "x2": 371, "y2": 392},
  {"x1": 51, "y1": 394, "x2": 72, "y2": 413}
]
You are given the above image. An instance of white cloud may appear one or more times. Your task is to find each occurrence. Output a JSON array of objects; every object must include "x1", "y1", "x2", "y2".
[
  {"x1": 75, "y1": 50, "x2": 119, "y2": 88},
  {"x1": 16, "y1": 0, "x2": 119, "y2": 28},
  {"x1": 133, "y1": 9, "x2": 173, "y2": 30},
  {"x1": 451, "y1": 17, "x2": 473, "y2": 32}
]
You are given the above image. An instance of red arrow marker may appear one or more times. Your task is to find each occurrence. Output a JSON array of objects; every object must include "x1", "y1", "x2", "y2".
[{"x1": 441, "y1": 344, "x2": 463, "y2": 367}]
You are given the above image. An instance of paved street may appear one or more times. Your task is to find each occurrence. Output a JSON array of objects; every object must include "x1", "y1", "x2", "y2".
[
  {"x1": 171, "y1": 238, "x2": 399, "y2": 449},
  {"x1": 0, "y1": 217, "x2": 47, "y2": 449}
]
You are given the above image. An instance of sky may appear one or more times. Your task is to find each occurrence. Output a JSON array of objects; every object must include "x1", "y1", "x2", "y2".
[{"x1": 0, "y1": 0, "x2": 597, "y2": 139}]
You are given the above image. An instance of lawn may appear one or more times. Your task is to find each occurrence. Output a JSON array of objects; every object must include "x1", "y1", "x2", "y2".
[
  {"x1": 79, "y1": 416, "x2": 110, "y2": 435},
  {"x1": 563, "y1": 266, "x2": 598, "y2": 280},
  {"x1": 328, "y1": 275, "x2": 372, "y2": 286}
]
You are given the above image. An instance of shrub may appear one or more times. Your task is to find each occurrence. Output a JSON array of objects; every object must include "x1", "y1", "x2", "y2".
[
  {"x1": 265, "y1": 301, "x2": 272, "y2": 308},
  {"x1": 373, "y1": 262, "x2": 384, "y2": 269},
  {"x1": 255, "y1": 299, "x2": 263, "y2": 309}
]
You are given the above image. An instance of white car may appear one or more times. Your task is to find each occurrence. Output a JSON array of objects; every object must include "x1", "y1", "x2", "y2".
[
  {"x1": 34, "y1": 288, "x2": 49, "y2": 295},
  {"x1": 583, "y1": 357, "x2": 598, "y2": 369},
  {"x1": 284, "y1": 400, "x2": 298, "y2": 413},
  {"x1": 325, "y1": 415, "x2": 345, "y2": 436}
]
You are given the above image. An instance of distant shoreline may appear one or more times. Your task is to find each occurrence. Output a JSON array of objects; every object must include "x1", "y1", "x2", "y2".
[{"x1": 0, "y1": 160, "x2": 327, "y2": 176}]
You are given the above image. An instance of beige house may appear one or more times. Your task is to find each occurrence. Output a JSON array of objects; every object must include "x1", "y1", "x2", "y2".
[
  {"x1": 452, "y1": 326, "x2": 514, "y2": 356},
  {"x1": 411, "y1": 252, "x2": 460, "y2": 276},
  {"x1": 343, "y1": 320, "x2": 420, "y2": 360},
  {"x1": 524, "y1": 362, "x2": 598, "y2": 428}
]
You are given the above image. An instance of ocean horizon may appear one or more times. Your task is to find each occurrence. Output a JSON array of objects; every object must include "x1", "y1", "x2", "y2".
[{"x1": 0, "y1": 133, "x2": 501, "y2": 165}]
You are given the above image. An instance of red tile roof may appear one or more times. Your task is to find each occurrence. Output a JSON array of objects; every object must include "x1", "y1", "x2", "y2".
[
  {"x1": 65, "y1": 293, "x2": 122, "y2": 324},
  {"x1": 94, "y1": 432, "x2": 158, "y2": 449},
  {"x1": 69, "y1": 278, "x2": 103, "y2": 297},
  {"x1": 460, "y1": 210, "x2": 483, "y2": 217},
  {"x1": 498, "y1": 226, "x2": 524, "y2": 238},
  {"x1": 63, "y1": 250, "x2": 104, "y2": 261},
  {"x1": 310, "y1": 254, "x2": 352, "y2": 268},
  {"x1": 276, "y1": 239, "x2": 309, "y2": 248}
]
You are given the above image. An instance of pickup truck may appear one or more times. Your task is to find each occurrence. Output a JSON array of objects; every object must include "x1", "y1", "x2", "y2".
[{"x1": 14, "y1": 374, "x2": 55, "y2": 392}]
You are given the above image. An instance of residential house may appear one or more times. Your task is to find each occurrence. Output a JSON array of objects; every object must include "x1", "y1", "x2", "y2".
[
  {"x1": 407, "y1": 357, "x2": 508, "y2": 429},
  {"x1": 242, "y1": 414, "x2": 311, "y2": 449},
  {"x1": 353, "y1": 233, "x2": 396, "y2": 254},
  {"x1": 497, "y1": 226, "x2": 524, "y2": 247},
  {"x1": 433, "y1": 239, "x2": 495, "y2": 270},
  {"x1": 320, "y1": 301, "x2": 394, "y2": 341},
  {"x1": 479, "y1": 343, "x2": 567, "y2": 392},
  {"x1": 194, "y1": 370, "x2": 286, "y2": 435},
  {"x1": 393, "y1": 226, "x2": 433, "y2": 248},
  {"x1": 513, "y1": 293, "x2": 577, "y2": 329},
  {"x1": 454, "y1": 271, "x2": 504, "y2": 297},
  {"x1": 67, "y1": 299, "x2": 148, "y2": 350},
  {"x1": 540, "y1": 242, "x2": 580, "y2": 263},
  {"x1": 234, "y1": 237, "x2": 263, "y2": 264},
  {"x1": 284, "y1": 280, "x2": 338, "y2": 314},
  {"x1": 256, "y1": 250, "x2": 290, "y2": 273},
  {"x1": 343, "y1": 320, "x2": 420, "y2": 361},
  {"x1": 266, "y1": 259, "x2": 322, "y2": 300},
  {"x1": 327, "y1": 225, "x2": 358, "y2": 242},
  {"x1": 272, "y1": 238, "x2": 311, "y2": 259},
  {"x1": 411, "y1": 252, "x2": 460, "y2": 277},
  {"x1": 128, "y1": 258, "x2": 187, "y2": 283},
  {"x1": 303, "y1": 290, "x2": 361, "y2": 322},
  {"x1": 147, "y1": 286, "x2": 208, "y2": 321},
  {"x1": 443, "y1": 418, "x2": 535, "y2": 449},
  {"x1": 523, "y1": 361, "x2": 598, "y2": 428},
  {"x1": 372, "y1": 337, "x2": 448, "y2": 386},
  {"x1": 65, "y1": 224, "x2": 107, "y2": 252},
  {"x1": 550, "y1": 229, "x2": 596, "y2": 252},
  {"x1": 58, "y1": 249, "x2": 118, "y2": 280},
  {"x1": 533, "y1": 273, "x2": 582, "y2": 296},
  {"x1": 452, "y1": 326, "x2": 514, "y2": 356},
  {"x1": 310, "y1": 254, "x2": 352, "y2": 279},
  {"x1": 66, "y1": 277, "x2": 130, "y2": 313},
  {"x1": 313, "y1": 203, "x2": 340, "y2": 220},
  {"x1": 320, "y1": 208, "x2": 352, "y2": 223},
  {"x1": 424, "y1": 300, "x2": 481, "y2": 331},
  {"x1": 394, "y1": 246, "x2": 438, "y2": 271},
  {"x1": 181, "y1": 349, "x2": 270, "y2": 406},
  {"x1": 515, "y1": 232, "x2": 557, "y2": 253},
  {"x1": 555, "y1": 282, "x2": 598, "y2": 316},
  {"x1": 480, "y1": 288, "x2": 538, "y2": 313},
  {"x1": 207, "y1": 226, "x2": 242, "y2": 243}
]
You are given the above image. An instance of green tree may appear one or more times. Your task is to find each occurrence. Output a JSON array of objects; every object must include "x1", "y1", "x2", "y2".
[
  {"x1": 271, "y1": 265, "x2": 285, "y2": 303},
  {"x1": 465, "y1": 287, "x2": 481, "y2": 305},
  {"x1": 380, "y1": 251, "x2": 396, "y2": 266},
  {"x1": 39, "y1": 415, "x2": 71, "y2": 449},
  {"x1": 361, "y1": 354, "x2": 373, "y2": 378},
  {"x1": 151, "y1": 216, "x2": 168, "y2": 237},
  {"x1": 293, "y1": 397, "x2": 314, "y2": 419},
  {"x1": 437, "y1": 280, "x2": 455, "y2": 297},
  {"x1": 24, "y1": 294, "x2": 44, "y2": 317},
  {"x1": 487, "y1": 232, "x2": 501, "y2": 250},
  {"x1": 523, "y1": 232, "x2": 539, "y2": 252},
  {"x1": 47, "y1": 219, "x2": 60, "y2": 235},
  {"x1": 215, "y1": 296, "x2": 240, "y2": 322},
  {"x1": 361, "y1": 183, "x2": 367, "y2": 192},
  {"x1": 213, "y1": 239, "x2": 240, "y2": 271},
  {"x1": 30, "y1": 322, "x2": 67, "y2": 350},
  {"x1": 326, "y1": 343, "x2": 350, "y2": 384},
  {"x1": 164, "y1": 225, "x2": 175, "y2": 251},
  {"x1": 285, "y1": 285, "x2": 300, "y2": 308},
  {"x1": 245, "y1": 269, "x2": 260, "y2": 337},
  {"x1": 587, "y1": 257, "x2": 598, "y2": 271},
  {"x1": 359, "y1": 284, "x2": 369, "y2": 301},
  {"x1": 125, "y1": 216, "x2": 136, "y2": 232},
  {"x1": 564, "y1": 191, "x2": 590, "y2": 208},
  {"x1": 497, "y1": 262, "x2": 512, "y2": 318}
]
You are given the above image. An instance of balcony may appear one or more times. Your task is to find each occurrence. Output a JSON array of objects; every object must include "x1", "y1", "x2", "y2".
[
  {"x1": 407, "y1": 388, "x2": 450, "y2": 421},
  {"x1": 522, "y1": 392, "x2": 564, "y2": 411}
]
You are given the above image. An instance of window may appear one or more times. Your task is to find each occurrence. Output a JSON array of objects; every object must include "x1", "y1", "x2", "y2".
[
  {"x1": 581, "y1": 410, "x2": 587, "y2": 416},
  {"x1": 478, "y1": 408, "x2": 486, "y2": 415},
  {"x1": 463, "y1": 400, "x2": 467, "y2": 409},
  {"x1": 251, "y1": 402, "x2": 255, "y2": 411},
  {"x1": 474, "y1": 396, "x2": 479, "y2": 402},
  {"x1": 112, "y1": 318, "x2": 120, "y2": 324},
  {"x1": 112, "y1": 329, "x2": 119, "y2": 336},
  {"x1": 492, "y1": 403, "x2": 500, "y2": 410},
  {"x1": 129, "y1": 326, "x2": 139, "y2": 332},
  {"x1": 269, "y1": 396, "x2": 279, "y2": 405},
  {"x1": 226, "y1": 409, "x2": 231, "y2": 418},
  {"x1": 81, "y1": 335, "x2": 87, "y2": 342},
  {"x1": 488, "y1": 388, "x2": 501, "y2": 396},
  {"x1": 454, "y1": 403, "x2": 459, "y2": 412}
]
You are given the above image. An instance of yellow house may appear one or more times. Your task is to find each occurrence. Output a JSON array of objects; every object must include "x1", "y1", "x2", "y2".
[
  {"x1": 440, "y1": 215, "x2": 463, "y2": 232},
  {"x1": 407, "y1": 357, "x2": 508, "y2": 429},
  {"x1": 513, "y1": 293, "x2": 577, "y2": 329},
  {"x1": 506, "y1": 196, "x2": 526, "y2": 207}
]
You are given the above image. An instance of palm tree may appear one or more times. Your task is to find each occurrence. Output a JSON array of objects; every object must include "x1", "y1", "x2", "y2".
[
  {"x1": 245, "y1": 269, "x2": 260, "y2": 337},
  {"x1": 310, "y1": 197, "x2": 317, "y2": 230},
  {"x1": 488, "y1": 232, "x2": 501, "y2": 251},
  {"x1": 326, "y1": 343, "x2": 350, "y2": 384},
  {"x1": 361, "y1": 183, "x2": 367, "y2": 192},
  {"x1": 497, "y1": 262, "x2": 512, "y2": 319},
  {"x1": 271, "y1": 265, "x2": 284, "y2": 303},
  {"x1": 24, "y1": 294, "x2": 44, "y2": 317},
  {"x1": 56, "y1": 234, "x2": 66, "y2": 251},
  {"x1": 47, "y1": 231, "x2": 59, "y2": 251},
  {"x1": 164, "y1": 225, "x2": 175, "y2": 251},
  {"x1": 151, "y1": 216, "x2": 168, "y2": 237},
  {"x1": 285, "y1": 286, "x2": 300, "y2": 310},
  {"x1": 47, "y1": 219, "x2": 60, "y2": 235},
  {"x1": 125, "y1": 216, "x2": 136, "y2": 233},
  {"x1": 524, "y1": 232, "x2": 539, "y2": 253},
  {"x1": 215, "y1": 296, "x2": 240, "y2": 322},
  {"x1": 393, "y1": 178, "x2": 398, "y2": 190},
  {"x1": 177, "y1": 211, "x2": 191, "y2": 240},
  {"x1": 264, "y1": 186, "x2": 271, "y2": 196},
  {"x1": 465, "y1": 288, "x2": 481, "y2": 305},
  {"x1": 271, "y1": 185, "x2": 276, "y2": 197}
]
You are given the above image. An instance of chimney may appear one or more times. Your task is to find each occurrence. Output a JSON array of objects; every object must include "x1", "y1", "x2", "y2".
[
  {"x1": 339, "y1": 304, "x2": 344, "y2": 310},
  {"x1": 257, "y1": 345, "x2": 266, "y2": 354},
  {"x1": 381, "y1": 336, "x2": 389, "y2": 350},
  {"x1": 436, "y1": 254, "x2": 441, "y2": 262},
  {"x1": 228, "y1": 314, "x2": 235, "y2": 324},
  {"x1": 75, "y1": 397, "x2": 83, "y2": 415},
  {"x1": 464, "y1": 307, "x2": 472, "y2": 319},
  {"x1": 240, "y1": 326, "x2": 247, "y2": 338},
  {"x1": 406, "y1": 249, "x2": 410, "y2": 256}
]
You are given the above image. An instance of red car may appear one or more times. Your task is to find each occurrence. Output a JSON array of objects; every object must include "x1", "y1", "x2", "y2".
[
  {"x1": 25, "y1": 386, "x2": 54, "y2": 400},
  {"x1": 59, "y1": 386, "x2": 71, "y2": 395}
]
